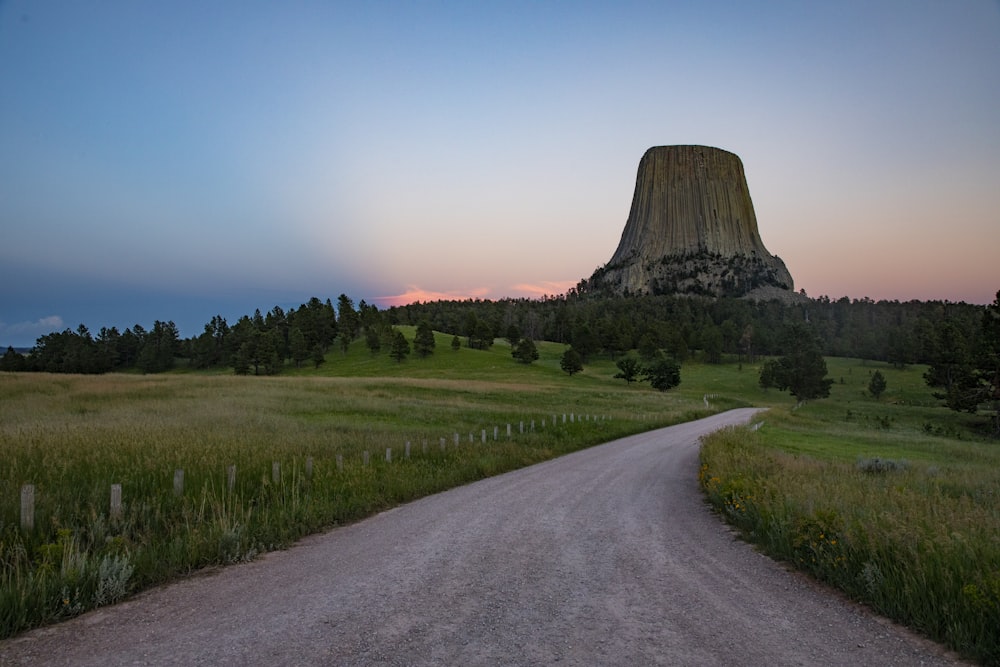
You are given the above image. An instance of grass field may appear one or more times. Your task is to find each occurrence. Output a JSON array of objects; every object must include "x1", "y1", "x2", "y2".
[
  {"x1": 700, "y1": 357, "x2": 1000, "y2": 665},
  {"x1": 0, "y1": 331, "x2": 743, "y2": 639},
  {"x1": 2, "y1": 332, "x2": 997, "y2": 663}
]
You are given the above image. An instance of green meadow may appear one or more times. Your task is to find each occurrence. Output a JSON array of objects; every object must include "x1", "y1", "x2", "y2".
[
  {"x1": 2, "y1": 331, "x2": 998, "y2": 664},
  {"x1": 701, "y1": 357, "x2": 1000, "y2": 665}
]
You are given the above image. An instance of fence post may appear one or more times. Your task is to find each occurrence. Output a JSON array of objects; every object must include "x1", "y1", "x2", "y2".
[
  {"x1": 272, "y1": 461, "x2": 281, "y2": 484},
  {"x1": 481, "y1": 429, "x2": 486, "y2": 444},
  {"x1": 440, "y1": 437, "x2": 446, "y2": 450},
  {"x1": 20, "y1": 484, "x2": 34, "y2": 531},
  {"x1": 531, "y1": 420, "x2": 535, "y2": 431},
  {"x1": 363, "y1": 451, "x2": 370, "y2": 466},
  {"x1": 306, "y1": 457, "x2": 314, "y2": 480},
  {"x1": 336, "y1": 454, "x2": 344, "y2": 471},
  {"x1": 110, "y1": 484, "x2": 122, "y2": 521},
  {"x1": 493, "y1": 426, "x2": 498, "y2": 441},
  {"x1": 227, "y1": 465, "x2": 236, "y2": 493},
  {"x1": 173, "y1": 469, "x2": 184, "y2": 496},
  {"x1": 405, "y1": 441, "x2": 411, "y2": 458},
  {"x1": 454, "y1": 433, "x2": 459, "y2": 447},
  {"x1": 520, "y1": 421, "x2": 524, "y2": 434},
  {"x1": 507, "y1": 423, "x2": 512, "y2": 438}
]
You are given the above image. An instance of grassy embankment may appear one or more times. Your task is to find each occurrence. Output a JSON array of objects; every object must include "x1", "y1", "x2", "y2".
[
  {"x1": 700, "y1": 357, "x2": 1000, "y2": 665},
  {"x1": 1, "y1": 329, "x2": 744, "y2": 639}
]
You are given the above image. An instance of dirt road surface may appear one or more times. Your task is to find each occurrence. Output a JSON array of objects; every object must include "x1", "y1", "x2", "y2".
[{"x1": 0, "y1": 409, "x2": 966, "y2": 666}]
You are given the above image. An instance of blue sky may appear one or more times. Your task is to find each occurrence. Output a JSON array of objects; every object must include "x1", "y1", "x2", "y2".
[{"x1": 2, "y1": 1, "x2": 999, "y2": 347}]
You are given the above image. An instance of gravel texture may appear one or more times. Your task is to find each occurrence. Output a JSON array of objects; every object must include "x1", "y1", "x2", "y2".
[{"x1": 0, "y1": 408, "x2": 968, "y2": 666}]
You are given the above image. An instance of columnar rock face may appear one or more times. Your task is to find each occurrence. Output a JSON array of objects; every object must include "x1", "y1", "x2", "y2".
[{"x1": 590, "y1": 145, "x2": 794, "y2": 299}]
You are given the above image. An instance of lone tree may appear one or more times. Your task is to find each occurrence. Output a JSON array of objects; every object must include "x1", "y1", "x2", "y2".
[
  {"x1": 614, "y1": 355, "x2": 642, "y2": 384},
  {"x1": 413, "y1": 321, "x2": 436, "y2": 358},
  {"x1": 560, "y1": 348, "x2": 584, "y2": 376},
  {"x1": 512, "y1": 338, "x2": 539, "y2": 364},
  {"x1": 642, "y1": 356, "x2": 681, "y2": 392},
  {"x1": 868, "y1": 370, "x2": 887, "y2": 400},
  {"x1": 388, "y1": 329, "x2": 410, "y2": 363},
  {"x1": 759, "y1": 323, "x2": 833, "y2": 401}
]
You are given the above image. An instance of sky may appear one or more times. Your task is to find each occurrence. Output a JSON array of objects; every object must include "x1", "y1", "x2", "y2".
[{"x1": 1, "y1": 1, "x2": 999, "y2": 347}]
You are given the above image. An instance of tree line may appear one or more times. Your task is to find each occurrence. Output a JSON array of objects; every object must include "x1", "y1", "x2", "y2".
[{"x1": 2, "y1": 288, "x2": 997, "y2": 433}]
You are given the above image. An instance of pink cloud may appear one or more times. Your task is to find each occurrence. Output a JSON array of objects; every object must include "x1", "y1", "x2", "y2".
[
  {"x1": 373, "y1": 285, "x2": 492, "y2": 307},
  {"x1": 374, "y1": 280, "x2": 579, "y2": 307},
  {"x1": 509, "y1": 280, "x2": 579, "y2": 298}
]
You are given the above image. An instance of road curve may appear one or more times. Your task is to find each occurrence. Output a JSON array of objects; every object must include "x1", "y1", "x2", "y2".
[{"x1": 0, "y1": 409, "x2": 964, "y2": 666}]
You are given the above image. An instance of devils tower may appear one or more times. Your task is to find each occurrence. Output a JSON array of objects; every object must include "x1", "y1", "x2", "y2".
[{"x1": 588, "y1": 145, "x2": 795, "y2": 299}]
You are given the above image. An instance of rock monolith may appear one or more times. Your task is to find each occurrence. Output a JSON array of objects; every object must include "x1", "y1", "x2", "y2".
[{"x1": 589, "y1": 145, "x2": 794, "y2": 299}]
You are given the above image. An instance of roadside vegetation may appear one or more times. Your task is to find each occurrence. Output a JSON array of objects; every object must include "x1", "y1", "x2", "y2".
[{"x1": 701, "y1": 357, "x2": 1000, "y2": 665}]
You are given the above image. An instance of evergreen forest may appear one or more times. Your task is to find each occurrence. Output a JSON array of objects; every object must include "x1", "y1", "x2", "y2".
[{"x1": 3, "y1": 290, "x2": 998, "y2": 435}]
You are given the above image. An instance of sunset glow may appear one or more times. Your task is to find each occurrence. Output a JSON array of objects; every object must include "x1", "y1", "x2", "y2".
[{"x1": 1, "y1": 2, "x2": 998, "y2": 346}]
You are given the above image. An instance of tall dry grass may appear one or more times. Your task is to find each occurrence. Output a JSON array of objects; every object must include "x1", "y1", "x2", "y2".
[{"x1": 700, "y1": 424, "x2": 1000, "y2": 665}]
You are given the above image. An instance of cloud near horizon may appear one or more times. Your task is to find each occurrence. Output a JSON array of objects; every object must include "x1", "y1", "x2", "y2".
[
  {"x1": 373, "y1": 280, "x2": 580, "y2": 308},
  {"x1": 373, "y1": 285, "x2": 493, "y2": 308},
  {"x1": 1, "y1": 315, "x2": 64, "y2": 339},
  {"x1": 509, "y1": 281, "x2": 580, "y2": 299}
]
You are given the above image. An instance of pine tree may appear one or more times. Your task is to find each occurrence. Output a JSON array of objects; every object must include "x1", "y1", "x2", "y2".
[
  {"x1": 560, "y1": 348, "x2": 583, "y2": 376},
  {"x1": 389, "y1": 329, "x2": 410, "y2": 363},
  {"x1": 414, "y1": 321, "x2": 436, "y2": 358},
  {"x1": 868, "y1": 370, "x2": 887, "y2": 400},
  {"x1": 512, "y1": 338, "x2": 539, "y2": 364}
]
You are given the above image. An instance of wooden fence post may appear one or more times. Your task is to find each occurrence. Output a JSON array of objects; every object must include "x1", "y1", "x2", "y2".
[
  {"x1": 405, "y1": 441, "x2": 411, "y2": 458},
  {"x1": 507, "y1": 424, "x2": 512, "y2": 438},
  {"x1": 440, "y1": 437, "x2": 446, "y2": 450},
  {"x1": 110, "y1": 484, "x2": 122, "y2": 521},
  {"x1": 227, "y1": 465, "x2": 236, "y2": 493},
  {"x1": 20, "y1": 484, "x2": 34, "y2": 531},
  {"x1": 336, "y1": 454, "x2": 344, "y2": 471},
  {"x1": 385, "y1": 448, "x2": 392, "y2": 463},
  {"x1": 454, "y1": 433, "x2": 459, "y2": 447},
  {"x1": 520, "y1": 421, "x2": 524, "y2": 434},
  {"x1": 272, "y1": 461, "x2": 281, "y2": 484},
  {"x1": 363, "y1": 451, "x2": 370, "y2": 466},
  {"x1": 481, "y1": 429, "x2": 486, "y2": 444},
  {"x1": 493, "y1": 426, "x2": 498, "y2": 441},
  {"x1": 173, "y1": 469, "x2": 184, "y2": 496}
]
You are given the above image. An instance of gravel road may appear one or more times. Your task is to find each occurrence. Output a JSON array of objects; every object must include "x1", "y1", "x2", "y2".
[{"x1": 0, "y1": 409, "x2": 967, "y2": 666}]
